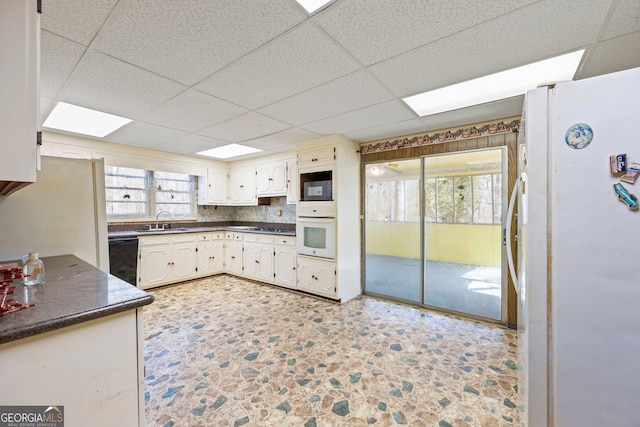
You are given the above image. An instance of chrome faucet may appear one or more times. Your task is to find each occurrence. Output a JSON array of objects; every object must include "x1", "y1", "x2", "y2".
[{"x1": 155, "y1": 210, "x2": 171, "y2": 230}]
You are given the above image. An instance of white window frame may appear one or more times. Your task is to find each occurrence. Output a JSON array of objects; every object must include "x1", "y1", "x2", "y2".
[{"x1": 105, "y1": 166, "x2": 197, "y2": 222}]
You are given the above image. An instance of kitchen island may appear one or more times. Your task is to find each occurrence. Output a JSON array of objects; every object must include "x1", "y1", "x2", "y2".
[{"x1": 0, "y1": 254, "x2": 153, "y2": 427}]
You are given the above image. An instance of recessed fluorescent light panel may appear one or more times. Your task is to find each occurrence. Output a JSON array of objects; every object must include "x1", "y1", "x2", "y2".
[
  {"x1": 295, "y1": 0, "x2": 333, "y2": 14},
  {"x1": 403, "y1": 50, "x2": 585, "y2": 116},
  {"x1": 43, "y1": 102, "x2": 132, "y2": 137},
  {"x1": 197, "y1": 144, "x2": 263, "y2": 159}
]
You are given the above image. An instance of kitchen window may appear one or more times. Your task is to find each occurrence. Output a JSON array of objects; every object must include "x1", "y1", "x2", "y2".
[{"x1": 105, "y1": 166, "x2": 196, "y2": 220}]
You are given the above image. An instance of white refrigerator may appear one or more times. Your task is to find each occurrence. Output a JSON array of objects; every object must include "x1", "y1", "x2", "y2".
[
  {"x1": 516, "y1": 67, "x2": 640, "y2": 426},
  {"x1": 0, "y1": 155, "x2": 109, "y2": 270}
]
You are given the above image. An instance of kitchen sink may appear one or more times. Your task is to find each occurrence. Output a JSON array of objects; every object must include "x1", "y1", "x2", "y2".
[
  {"x1": 226, "y1": 226, "x2": 259, "y2": 231},
  {"x1": 138, "y1": 227, "x2": 188, "y2": 233}
]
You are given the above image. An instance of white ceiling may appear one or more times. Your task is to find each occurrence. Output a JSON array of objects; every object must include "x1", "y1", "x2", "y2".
[{"x1": 40, "y1": 0, "x2": 640, "y2": 161}]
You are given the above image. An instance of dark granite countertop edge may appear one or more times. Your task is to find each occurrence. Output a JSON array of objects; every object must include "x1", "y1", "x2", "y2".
[
  {"x1": 108, "y1": 222, "x2": 296, "y2": 239},
  {"x1": 0, "y1": 294, "x2": 154, "y2": 345}
]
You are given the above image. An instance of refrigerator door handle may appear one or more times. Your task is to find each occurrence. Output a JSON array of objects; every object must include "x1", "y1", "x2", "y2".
[{"x1": 506, "y1": 176, "x2": 520, "y2": 294}]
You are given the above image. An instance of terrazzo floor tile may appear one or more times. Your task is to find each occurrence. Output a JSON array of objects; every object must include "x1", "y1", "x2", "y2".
[{"x1": 144, "y1": 275, "x2": 519, "y2": 426}]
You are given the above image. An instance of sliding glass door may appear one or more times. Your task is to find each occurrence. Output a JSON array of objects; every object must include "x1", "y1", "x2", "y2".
[
  {"x1": 363, "y1": 148, "x2": 506, "y2": 321},
  {"x1": 363, "y1": 159, "x2": 421, "y2": 302},
  {"x1": 423, "y1": 149, "x2": 504, "y2": 320}
]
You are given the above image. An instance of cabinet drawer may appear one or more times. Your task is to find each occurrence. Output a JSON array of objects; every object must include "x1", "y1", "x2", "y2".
[
  {"x1": 225, "y1": 232, "x2": 243, "y2": 241},
  {"x1": 171, "y1": 234, "x2": 198, "y2": 244},
  {"x1": 297, "y1": 202, "x2": 336, "y2": 218},
  {"x1": 197, "y1": 232, "x2": 224, "y2": 242},
  {"x1": 274, "y1": 236, "x2": 296, "y2": 246},
  {"x1": 139, "y1": 235, "x2": 171, "y2": 246},
  {"x1": 244, "y1": 233, "x2": 275, "y2": 245}
]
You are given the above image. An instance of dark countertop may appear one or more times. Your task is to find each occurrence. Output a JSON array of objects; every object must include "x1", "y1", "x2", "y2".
[
  {"x1": 0, "y1": 255, "x2": 154, "y2": 345},
  {"x1": 108, "y1": 224, "x2": 296, "y2": 239}
]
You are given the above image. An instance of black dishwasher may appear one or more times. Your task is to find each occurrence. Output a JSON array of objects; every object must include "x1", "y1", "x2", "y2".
[{"x1": 108, "y1": 238, "x2": 139, "y2": 286}]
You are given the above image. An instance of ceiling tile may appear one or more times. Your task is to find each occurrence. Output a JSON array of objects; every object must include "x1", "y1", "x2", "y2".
[
  {"x1": 301, "y1": 100, "x2": 416, "y2": 134},
  {"x1": 369, "y1": 0, "x2": 613, "y2": 97},
  {"x1": 60, "y1": 51, "x2": 187, "y2": 119},
  {"x1": 197, "y1": 22, "x2": 362, "y2": 109},
  {"x1": 420, "y1": 96, "x2": 524, "y2": 131},
  {"x1": 139, "y1": 90, "x2": 247, "y2": 133},
  {"x1": 40, "y1": 31, "x2": 86, "y2": 99},
  {"x1": 41, "y1": 0, "x2": 118, "y2": 46},
  {"x1": 344, "y1": 118, "x2": 430, "y2": 143},
  {"x1": 315, "y1": 0, "x2": 537, "y2": 66},
  {"x1": 106, "y1": 122, "x2": 187, "y2": 148},
  {"x1": 197, "y1": 112, "x2": 291, "y2": 142},
  {"x1": 259, "y1": 70, "x2": 393, "y2": 125},
  {"x1": 580, "y1": 32, "x2": 640, "y2": 79},
  {"x1": 241, "y1": 128, "x2": 321, "y2": 152},
  {"x1": 152, "y1": 134, "x2": 229, "y2": 155},
  {"x1": 602, "y1": 0, "x2": 640, "y2": 40},
  {"x1": 93, "y1": 0, "x2": 305, "y2": 85}
]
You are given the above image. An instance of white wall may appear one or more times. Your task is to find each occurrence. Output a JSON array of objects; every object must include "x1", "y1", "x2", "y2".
[{"x1": 0, "y1": 156, "x2": 109, "y2": 269}]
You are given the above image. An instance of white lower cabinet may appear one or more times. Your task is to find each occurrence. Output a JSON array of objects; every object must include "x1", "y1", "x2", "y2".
[
  {"x1": 136, "y1": 230, "x2": 301, "y2": 292},
  {"x1": 196, "y1": 232, "x2": 224, "y2": 277},
  {"x1": 138, "y1": 234, "x2": 197, "y2": 290},
  {"x1": 297, "y1": 255, "x2": 336, "y2": 298},
  {"x1": 243, "y1": 233, "x2": 275, "y2": 283},
  {"x1": 224, "y1": 232, "x2": 244, "y2": 276},
  {"x1": 274, "y1": 236, "x2": 297, "y2": 289}
]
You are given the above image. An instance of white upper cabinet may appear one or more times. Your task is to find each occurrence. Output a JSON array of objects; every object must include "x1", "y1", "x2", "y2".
[
  {"x1": 0, "y1": 0, "x2": 40, "y2": 195},
  {"x1": 286, "y1": 158, "x2": 298, "y2": 204},
  {"x1": 297, "y1": 145, "x2": 335, "y2": 170},
  {"x1": 228, "y1": 166, "x2": 257, "y2": 205},
  {"x1": 256, "y1": 161, "x2": 287, "y2": 196},
  {"x1": 198, "y1": 167, "x2": 228, "y2": 205}
]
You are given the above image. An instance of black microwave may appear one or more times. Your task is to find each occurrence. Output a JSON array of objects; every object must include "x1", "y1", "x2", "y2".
[{"x1": 302, "y1": 180, "x2": 332, "y2": 201}]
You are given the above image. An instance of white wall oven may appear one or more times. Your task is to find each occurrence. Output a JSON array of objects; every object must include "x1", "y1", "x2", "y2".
[{"x1": 296, "y1": 217, "x2": 336, "y2": 259}]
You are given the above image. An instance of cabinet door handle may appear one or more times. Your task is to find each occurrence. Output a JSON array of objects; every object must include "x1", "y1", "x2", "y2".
[
  {"x1": 255, "y1": 260, "x2": 260, "y2": 264},
  {"x1": 231, "y1": 256, "x2": 235, "y2": 259}
]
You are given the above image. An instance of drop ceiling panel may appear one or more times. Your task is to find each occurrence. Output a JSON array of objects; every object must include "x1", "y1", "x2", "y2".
[
  {"x1": 41, "y1": 0, "x2": 118, "y2": 46},
  {"x1": 241, "y1": 128, "x2": 321, "y2": 152},
  {"x1": 60, "y1": 51, "x2": 187, "y2": 119},
  {"x1": 152, "y1": 134, "x2": 228, "y2": 155},
  {"x1": 139, "y1": 89, "x2": 247, "y2": 132},
  {"x1": 301, "y1": 100, "x2": 416, "y2": 135},
  {"x1": 37, "y1": 1, "x2": 639, "y2": 159},
  {"x1": 106, "y1": 122, "x2": 187, "y2": 149},
  {"x1": 196, "y1": 22, "x2": 362, "y2": 109},
  {"x1": 344, "y1": 118, "x2": 430, "y2": 143},
  {"x1": 93, "y1": 0, "x2": 305, "y2": 86},
  {"x1": 315, "y1": 0, "x2": 538, "y2": 66},
  {"x1": 259, "y1": 70, "x2": 393, "y2": 125},
  {"x1": 580, "y1": 32, "x2": 640, "y2": 79},
  {"x1": 420, "y1": 96, "x2": 524, "y2": 131},
  {"x1": 40, "y1": 31, "x2": 86, "y2": 99},
  {"x1": 197, "y1": 112, "x2": 291, "y2": 142},
  {"x1": 602, "y1": 0, "x2": 640, "y2": 40},
  {"x1": 369, "y1": 0, "x2": 613, "y2": 97}
]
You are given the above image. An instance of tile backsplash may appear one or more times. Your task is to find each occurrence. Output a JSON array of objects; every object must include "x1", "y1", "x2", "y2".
[{"x1": 197, "y1": 197, "x2": 296, "y2": 223}]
